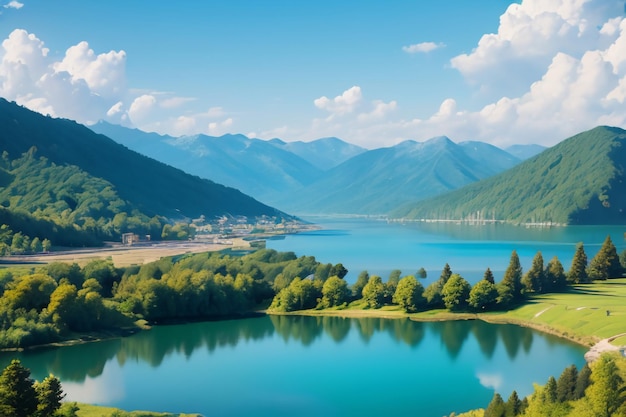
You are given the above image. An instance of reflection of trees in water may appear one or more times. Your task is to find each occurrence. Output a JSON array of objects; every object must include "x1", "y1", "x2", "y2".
[
  {"x1": 0, "y1": 338, "x2": 122, "y2": 383},
  {"x1": 269, "y1": 315, "x2": 324, "y2": 346},
  {"x1": 119, "y1": 317, "x2": 275, "y2": 367},
  {"x1": 472, "y1": 321, "x2": 499, "y2": 359},
  {"x1": 322, "y1": 316, "x2": 351, "y2": 343},
  {"x1": 499, "y1": 324, "x2": 533, "y2": 360},
  {"x1": 436, "y1": 320, "x2": 472, "y2": 359}
]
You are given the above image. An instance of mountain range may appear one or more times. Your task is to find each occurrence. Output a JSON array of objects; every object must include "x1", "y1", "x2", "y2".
[
  {"x1": 0, "y1": 98, "x2": 288, "y2": 245},
  {"x1": 90, "y1": 122, "x2": 542, "y2": 215},
  {"x1": 392, "y1": 126, "x2": 626, "y2": 225}
]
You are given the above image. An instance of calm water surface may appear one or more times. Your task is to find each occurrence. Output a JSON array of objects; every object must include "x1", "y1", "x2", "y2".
[
  {"x1": 267, "y1": 217, "x2": 626, "y2": 283},
  {"x1": 1, "y1": 316, "x2": 586, "y2": 417}
]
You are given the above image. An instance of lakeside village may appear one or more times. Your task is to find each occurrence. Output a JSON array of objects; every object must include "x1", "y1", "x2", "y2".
[{"x1": 121, "y1": 215, "x2": 315, "y2": 247}]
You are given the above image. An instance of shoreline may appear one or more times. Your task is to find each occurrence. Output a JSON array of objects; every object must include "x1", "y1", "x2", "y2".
[{"x1": 267, "y1": 307, "x2": 626, "y2": 361}]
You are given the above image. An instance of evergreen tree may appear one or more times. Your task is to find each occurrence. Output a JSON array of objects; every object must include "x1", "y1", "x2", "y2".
[
  {"x1": 501, "y1": 250, "x2": 523, "y2": 301},
  {"x1": 556, "y1": 364, "x2": 578, "y2": 403},
  {"x1": 504, "y1": 390, "x2": 522, "y2": 416},
  {"x1": 522, "y1": 251, "x2": 545, "y2": 293},
  {"x1": 588, "y1": 235, "x2": 623, "y2": 280},
  {"x1": 34, "y1": 374, "x2": 65, "y2": 417},
  {"x1": 545, "y1": 256, "x2": 567, "y2": 292},
  {"x1": 574, "y1": 363, "x2": 592, "y2": 400},
  {"x1": 568, "y1": 242, "x2": 589, "y2": 284},
  {"x1": 0, "y1": 359, "x2": 38, "y2": 417},
  {"x1": 416, "y1": 267, "x2": 427, "y2": 279},
  {"x1": 484, "y1": 392, "x2": 506, "y2": 417},
  {"x1": 544, "y1": 376, "x2": 557, "y2": 403},
  {"x1": 439, "y1": 263, "x2": 453, "y2": 286},
  {"x1": 484, "y1": 267, "x2": 495, "y2": 284}
]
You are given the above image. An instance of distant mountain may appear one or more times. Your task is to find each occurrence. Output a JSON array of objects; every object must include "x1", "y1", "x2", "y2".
[
  {"x1": 392, "y1": 126, "x2": 626, "y2": 225},
  {"x1": 505, "y1": 144, "x2": 547, "y2": 160},
  {"x1": 0, "y1": 98, "x2": 287, "y2": 244},
  {"x1": 276, "y1": 136, "x2": 521, "y2": 215},
  {"x1": 90, "y1": 121, "x2": 322, "y2": 206},
  {"x1": 268, "y1": 137, "x2": 366, "y2": 170}
]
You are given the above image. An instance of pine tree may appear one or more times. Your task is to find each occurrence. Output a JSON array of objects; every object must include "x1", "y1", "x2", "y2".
[
  {"x1": 484, "y1": 392, "x2": 506, "y2": 417},
  {"x1": 588, "y1": 235, "x2": 623, "y2": 280},
  {"x1": 0, "y1": 359, "x2": 38, "y2": 417},
  {"x1": 522, "y1": 251, "x2": 544, "y2": 293},
  {"x1": 568, "y1": 242, "x2": 589, "y2": 284},
  {"x1": 439, "y1": 263, "x2": 453, "y2": 286},
  {"x1": 545, "y1": 256, "x2": 567, "y2": 292},
  {"x1": 34, "y1": 374, "x2": 65, "y2": 417},
  {"x1": 556, "y1": 364, "x2": 578, "y2": 403},
  {"x1": 501, "y1": 250, "x2": 523, "y2": 302},
  {"x1": 484, "y1": 267, "x2": 495, "y2": 284},
  {"x1": 504, "y1": 390, "x2": 522, "y2": 416},
  {"x1": 574, "y1": 363, "x2": 591, "y2": 400}
]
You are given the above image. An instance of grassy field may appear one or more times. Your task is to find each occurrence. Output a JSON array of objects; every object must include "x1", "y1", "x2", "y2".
[{"x1": 70, "y1": 403, "x2": 202, "y2": 417}]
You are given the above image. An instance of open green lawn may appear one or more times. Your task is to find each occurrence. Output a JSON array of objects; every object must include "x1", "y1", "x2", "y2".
[{"x1": 477, "y1": 278, "x2": 626, "y2": 346}]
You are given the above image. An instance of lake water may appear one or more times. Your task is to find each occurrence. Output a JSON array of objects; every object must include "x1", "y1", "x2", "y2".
[
  {"x1": 0, "y1": 217, "x2": 619, "y2": 416},
  {"x1": 267, "y1": 217, "x2": 626, "y2": 283},
  {"x1": 1, "y1": 316, "x2": 586, "y2": 417}
]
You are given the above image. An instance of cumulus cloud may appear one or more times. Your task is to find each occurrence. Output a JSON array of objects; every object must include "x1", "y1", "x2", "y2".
[
  {"x1": 207, "y1": 117, "x2": 234, "y2": 136},
  {"x1": 450, "y1": 0, "x2": 625, "y2": 99},
  {"x1": 314, "y1": 86, "x2": 362, "y2": 116},
  {"x1": 3, "y1": 1, "x2": 23, "y2": 9},
  {"x1": 402, "y1": 42, "x2": 445, "y2": 54}
]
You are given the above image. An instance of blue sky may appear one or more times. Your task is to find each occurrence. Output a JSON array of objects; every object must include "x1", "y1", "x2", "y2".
[{"x1": 1, "y1": 0, "x2": 625, "y2": 148}]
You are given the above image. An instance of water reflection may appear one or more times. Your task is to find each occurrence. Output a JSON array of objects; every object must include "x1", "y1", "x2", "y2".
[{"x1": 0, "y1": 315, "x2": 577, "y2": 385}]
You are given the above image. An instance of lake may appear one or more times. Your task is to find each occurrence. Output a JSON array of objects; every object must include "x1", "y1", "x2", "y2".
[
  {"x1": 1, "y1": 316, "x2": 586, "y2": 417},
  {"x1": 267, "y1": 217, "x2": 626, "y2": 283},
  {"x1": 0, "y1": 217, "x2": 619, "y2": 416}
]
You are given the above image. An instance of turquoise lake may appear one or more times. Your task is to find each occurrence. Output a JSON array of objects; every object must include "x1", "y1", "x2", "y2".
[
  {"x1": 1, "y1": 316, "x2": 586, "y2": 417},
  {"x1": 0, "y1": 218, "x2": 621, "y2": 416},
  {"x1": 266, "y1": 217, "x2": 626, "y2": 283}
]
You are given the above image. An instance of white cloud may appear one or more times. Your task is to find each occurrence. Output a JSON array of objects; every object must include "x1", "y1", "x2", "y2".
[
  {"x1": 314, "y1": 86, "x2": 362, "y2": 116},
  {"x1": 128, "y1": 94, "x2": 156, "y2": 124},
  {"x1": 450, "y1": 0, "x2": 625, "y2": 99},
  {"x1": 3, "y1": 1, "x2": 23, "y2": 9},
  {"x1": 402, "y1": 42, "x2": 445, "y2": 54}
]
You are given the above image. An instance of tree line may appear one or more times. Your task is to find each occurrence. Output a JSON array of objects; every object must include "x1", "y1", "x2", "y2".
[
  {"x1": 0, "y1": 249, "x2": 346, "y2": 349},
  {"x1": 474, "y1": 353, "x2": 626, "y2": 417},
  {"x1": 268, "y1": 235, "x2": 625, "y2": 314}
]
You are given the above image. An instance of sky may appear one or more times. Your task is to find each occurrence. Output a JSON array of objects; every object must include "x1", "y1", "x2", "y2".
[{"x1": 1, "y1": 0, "x2": 626, "y2": 149}]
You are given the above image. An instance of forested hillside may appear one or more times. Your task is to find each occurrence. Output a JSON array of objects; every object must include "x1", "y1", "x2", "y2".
[
  {"x1": 0, "y1": 99, "x2": 289, "y2": 247},
  {"x1": 392, "y1": 126, "x2": 626, "y2": 225}
]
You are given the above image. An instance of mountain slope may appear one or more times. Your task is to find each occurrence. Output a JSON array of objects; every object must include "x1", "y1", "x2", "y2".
[
  {"x1": 277, "y1": 136, "x2": 520, "y2": 215},
  {"x1": 392, "y1": 126, "x2": 626, "y2": 225},
  {"x1": 0, "y1": 99, "x2": 286, "y2": 227},
  {"x1": 90, "y1": 121, "x2": 322, "y2": 204}
]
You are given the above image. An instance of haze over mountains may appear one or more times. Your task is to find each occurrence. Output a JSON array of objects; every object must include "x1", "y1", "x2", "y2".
[{"x1": 91, "y1": 122, "x2": 541, "y2": 215}]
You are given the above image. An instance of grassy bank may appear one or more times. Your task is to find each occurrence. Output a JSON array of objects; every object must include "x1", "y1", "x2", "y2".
[
  {"x1": 71, "y1": 403, "x2": 202, "y2": 417},
  {"x1": 273, "y1": 278, "x2": 626, "y2": 349}
]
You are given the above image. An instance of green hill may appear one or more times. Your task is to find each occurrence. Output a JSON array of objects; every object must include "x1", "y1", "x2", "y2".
[
  {"x1": 0, "y1": 98, "x2": 288, "y2": 247},
  {"x1": 391, "y1": 126, "x2": 626, "y2": 225}
]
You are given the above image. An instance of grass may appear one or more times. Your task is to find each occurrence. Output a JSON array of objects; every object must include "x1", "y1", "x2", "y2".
[{"x1": 70, "y1": 402, "x2": 202, "y2": 417}]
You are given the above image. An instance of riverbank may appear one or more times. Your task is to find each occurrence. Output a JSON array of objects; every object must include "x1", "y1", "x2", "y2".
[
  {"x1": 269, "y1": 278, "x2": 626, "y2": 361},
  {"x1": 72, "y1": 402, "x2": 202, "y2": 417}
]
